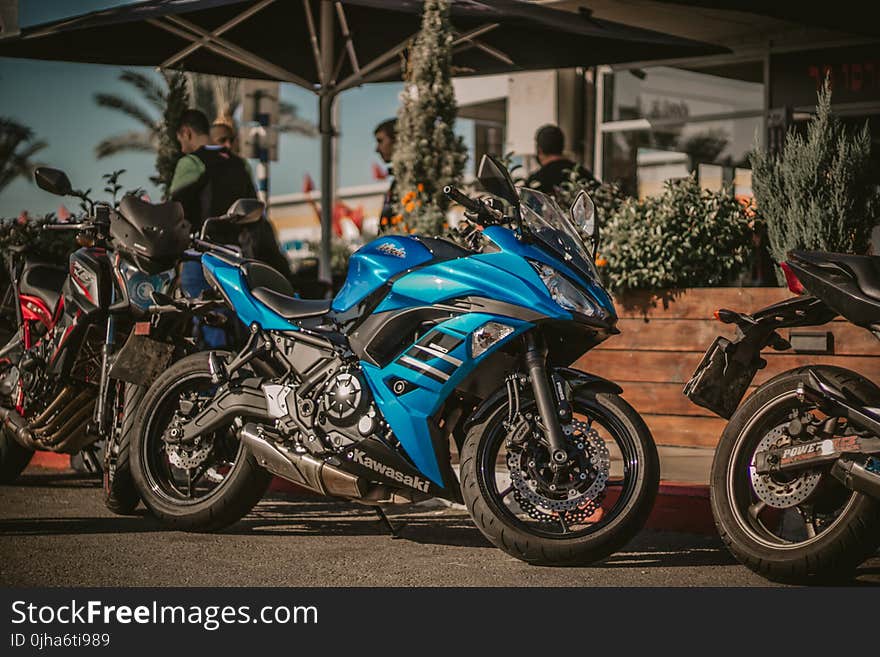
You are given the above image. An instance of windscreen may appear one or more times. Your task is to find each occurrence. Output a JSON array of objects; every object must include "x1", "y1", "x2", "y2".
[{"x1": 518, "y1": 187, "x2": 599, "y2": 281}]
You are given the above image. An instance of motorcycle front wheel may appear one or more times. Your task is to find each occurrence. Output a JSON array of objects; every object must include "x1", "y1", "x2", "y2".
[
  {"x1": 711, "y1": 366, "x2": 880, "y2": 583},
  {"x1": 130, "y1": 352, "x2": 271, "y2": 531},
  {"x1": 460, "y1": 390, "x2": 659, "y2": 566}
]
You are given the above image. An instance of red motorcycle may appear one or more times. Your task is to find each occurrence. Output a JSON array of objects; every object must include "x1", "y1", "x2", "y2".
[{"x1": 0, "y1": 167, "x2": 192, "y2": 511}]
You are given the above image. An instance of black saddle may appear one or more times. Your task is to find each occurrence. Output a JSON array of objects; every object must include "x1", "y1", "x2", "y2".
[
  {"x1": 118, "y1": 195, "x2": 184, "y2": 232},
  {"x1": 19, "y1": 260, "x2": 67, "y2": 315},
  {"x1": 819, "y1": 254, "x2": 880, "y2": 301},
  {"x1": 791, "y1": 251, "x2": 880, "y2": 300},
  {"x1": 242, "y1": 260, "x2": 331, "y2": 320}
]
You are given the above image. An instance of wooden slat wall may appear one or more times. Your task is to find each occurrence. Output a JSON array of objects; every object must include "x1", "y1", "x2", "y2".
[{"x1": 572, "y1": 288, "x2": 880, "y2": 448}]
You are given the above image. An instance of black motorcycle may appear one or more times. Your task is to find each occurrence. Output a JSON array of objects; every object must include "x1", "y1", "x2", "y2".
[
  {"x1": 0, "y1": 167, "x2": 194, "y2": 513},
  {"x1": 685, "y1": 250, "x2": 880, "y2": 582}
]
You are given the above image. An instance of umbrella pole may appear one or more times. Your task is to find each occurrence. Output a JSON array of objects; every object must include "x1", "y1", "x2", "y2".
[
  {"x1": 318, "y1": 90, "x2": 335, "y2": 289},
  {"x1": 318, "y1": 0, "x2": 335, "y2": 291}
]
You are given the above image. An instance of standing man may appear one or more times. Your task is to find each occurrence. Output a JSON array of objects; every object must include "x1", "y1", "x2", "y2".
[
  {"x1": 374, "y1": 118, "x2": 398, "y2": 232},
  {"x1": 525, "y1": 124, "x2": 594, "y2": 197},
  {"x1": 170, "y1": 109, "x2": 290, "y2": 346}
]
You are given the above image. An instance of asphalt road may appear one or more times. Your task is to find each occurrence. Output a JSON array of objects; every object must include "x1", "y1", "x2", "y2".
[{"x1": 1, "y1": 471, "x2": 878, "y2": 587}]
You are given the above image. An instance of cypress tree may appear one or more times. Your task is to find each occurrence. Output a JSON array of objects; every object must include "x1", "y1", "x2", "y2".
[{"x1": 391, "y1": 0, "x2": 467, "y2": 235}]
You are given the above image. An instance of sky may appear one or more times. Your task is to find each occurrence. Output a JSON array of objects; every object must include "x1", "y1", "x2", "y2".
[{"x1": 0, "y1": 0, "x2": 474, "y2": 217}]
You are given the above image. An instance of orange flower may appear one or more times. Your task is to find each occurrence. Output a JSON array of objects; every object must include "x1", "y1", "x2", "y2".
[
  {"x1": 417, "y1": 183, "x2": 424, "y2": 192},
  {"x1": 401, "y1": 191, "x2": 416, "y2": 204},
  {"x1": 405, "y1": 201, "x2": 416, "y2": 213},
  {"x1": 595, "y1": 254, "x2": 608, "y2": 267},
  {"x1": 391, "y1": 214, "x2": 403, "y2": 225}
]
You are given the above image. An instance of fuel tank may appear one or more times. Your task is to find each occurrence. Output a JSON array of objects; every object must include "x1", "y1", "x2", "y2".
[
  {"x1": 331, "y1": 235, "x2": 433, "y2": 314},
  {"x1": 65, "y1": 247, "x2": 112, "y2": 316}
]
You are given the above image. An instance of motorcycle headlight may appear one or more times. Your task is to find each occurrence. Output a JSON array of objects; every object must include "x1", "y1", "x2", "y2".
[{"x1": 530, "y1": 260, "x2": 601, "y2": 318}]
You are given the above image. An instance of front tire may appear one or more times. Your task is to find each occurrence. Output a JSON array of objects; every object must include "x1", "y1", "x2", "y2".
[
  {"x1": 460, "y1": 391, "x2": 659, "y2": 565},
  {"x1": 711, "y1": 366, "x2": 880, "y2": 583},
  {"x1": 131, "y1": 352, "x2": 271, "y2": 531}
]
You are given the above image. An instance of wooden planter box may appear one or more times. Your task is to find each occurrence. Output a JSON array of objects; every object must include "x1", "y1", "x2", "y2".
[{"x1": 572, "y1": 287, "x2": 880, "y2": 449}]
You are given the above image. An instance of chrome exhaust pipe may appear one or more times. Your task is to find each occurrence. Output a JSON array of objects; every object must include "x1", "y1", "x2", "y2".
[
  {"x1": 33, "y1": 389, "x2": 94, "y2": 437},
  {"x1": 238, "y1": 422, "x2": 365, "y2": 499},
  {"x1": 0, "y1": 405, "x2": 37, "y2": 450},
  {"x1": 39, "y1": 404, "x2": 95, "y2": 450},
  {"x1": 29, "y1": 386, "x2": 77, "y2": 429}
]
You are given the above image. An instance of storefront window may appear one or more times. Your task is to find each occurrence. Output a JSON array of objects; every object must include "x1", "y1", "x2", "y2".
[{"x1": 598, "y1": 63, "x2": 765, "y2": 197}]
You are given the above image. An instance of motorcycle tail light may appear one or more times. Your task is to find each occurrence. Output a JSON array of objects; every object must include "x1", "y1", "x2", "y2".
[{"x1": 779, "y1": 262, "x2": 805, "y2": 295}]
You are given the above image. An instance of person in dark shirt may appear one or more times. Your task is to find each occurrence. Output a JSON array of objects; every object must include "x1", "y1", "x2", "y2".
[
  {"x1": 170, "y1": 109, "x2": 291, "y2": 345},
  {"x1": 525, "y1": 124, "x2": 595, "y2": 197},
  {"x1": 374, "y1": 118, "x2": 398, "y2": 232}
]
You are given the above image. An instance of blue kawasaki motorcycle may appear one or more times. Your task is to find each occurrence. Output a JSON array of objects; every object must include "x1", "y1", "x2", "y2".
[{"x1": 129, "y1": 156, "x2": 659, "y2": 565}]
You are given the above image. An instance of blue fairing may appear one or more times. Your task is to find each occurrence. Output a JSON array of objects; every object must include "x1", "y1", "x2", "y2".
[
  {"x1": 361, "y1": 312, "x2": 531, "y2": 485},
  {"x1": 332, "y1": 236, "x2": 433, "y2": 313}
]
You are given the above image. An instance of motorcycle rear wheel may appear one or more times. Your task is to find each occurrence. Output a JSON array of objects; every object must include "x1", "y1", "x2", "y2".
[
  {"x1": 711, "y1": 366, "x2": 880, "y2": 584},
  {"x1": 131, "y1": 352, "x2": 271, "y2": 531},
  {"x1": 460, "y1": 391, "x2": 659, "y2": 565}
]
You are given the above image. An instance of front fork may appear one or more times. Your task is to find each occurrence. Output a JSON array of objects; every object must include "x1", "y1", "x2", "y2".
[{"x1": 524, "y1": 331, "x2": 570, "y2": 466}]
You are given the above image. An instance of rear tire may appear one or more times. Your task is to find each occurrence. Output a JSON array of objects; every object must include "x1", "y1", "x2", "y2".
[
  {"x1": 103, "y1": 382, "x2": 144, "y2": 515},
  {"x1": 711, "y1": 366, "x2": 880, "y2": 583},
  {"x1": 131, "y1": 352, "x2": 271, "y2": 531},
  {"x1": 0, "y1": 431, "x2": 33, "y2": 483}
]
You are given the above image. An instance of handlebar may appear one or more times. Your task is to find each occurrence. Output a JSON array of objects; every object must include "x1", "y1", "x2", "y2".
[
  {"x1": 43, "y1": 222, "x2": 89, "y2": 231},
  {"x1": 443, "y1": 185, "x2": 482, "y2": 214}
]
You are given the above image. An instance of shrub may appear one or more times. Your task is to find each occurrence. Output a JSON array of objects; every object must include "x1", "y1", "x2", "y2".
[
  {"x1": 750, "y1": 80, "x2": 879, "y2": 262},
  {"x1": 602, "y1": 175, "x2": 751, "y2": 292}
]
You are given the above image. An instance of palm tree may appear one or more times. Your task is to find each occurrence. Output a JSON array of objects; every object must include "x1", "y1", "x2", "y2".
[
  {"x1": 95, "y1": 70, "x2": 316, "y2": 161},
  {"x1": 0, "y1": 118, "x2": 47, "y2": 193},
  {"x1": 93, "y1": 70, "x2": 167, "y2": 158}
]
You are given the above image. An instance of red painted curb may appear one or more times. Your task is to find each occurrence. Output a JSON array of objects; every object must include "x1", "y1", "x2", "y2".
[{"x1": 27, "y1": 451, "x2": 71, "y2": 470}]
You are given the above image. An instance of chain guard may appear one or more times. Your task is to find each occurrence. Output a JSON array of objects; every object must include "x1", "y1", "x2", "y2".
[
  {"x1": 749, "y1": 425, "x2": 822, "y2": 509},
  {"x1": 507, "y1": 419, "x2": 610, "y2": 524}
]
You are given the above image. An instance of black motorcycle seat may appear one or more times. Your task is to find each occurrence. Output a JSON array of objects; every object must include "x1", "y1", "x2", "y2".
[
  {"x1": 119, "y1": 195, "x2": 185, "y2": 233},
  {"x1": 19, "y1": 261, "x2": 67, "y2": 314},
  {"x1": 240, "y1": 260, "x2": 294, "y2": 297},
  {"x1": 250, "y1": 287, "x2": 331, "y2": 319},
  {"x1": 799, "y1": 252, "x2": 880, "y2": 301}
]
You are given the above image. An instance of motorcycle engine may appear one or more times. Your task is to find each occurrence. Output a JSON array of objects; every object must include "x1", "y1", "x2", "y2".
[
  {"x1": 263, "y1": 339, "x2": 383, "y2": 455},
  {"x1": 316, "y1": 369, "x2": 381, "y2": 450}
]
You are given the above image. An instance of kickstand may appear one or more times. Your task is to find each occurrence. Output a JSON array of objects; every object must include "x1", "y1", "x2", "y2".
[{"x1": 374, "y1": 507, "x2": 404, "y2": 539}]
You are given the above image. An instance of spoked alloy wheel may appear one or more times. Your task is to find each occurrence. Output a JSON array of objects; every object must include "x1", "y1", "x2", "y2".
[
  {"x1": 142, "y1": 372, "x2": 241, "y2": 506},
  {"x1": 131, "y1": 352, "x2": 270, "y2": 531},
  {"x1": 461, "y1": 391, "x2": 659, "y2": 565},
  {"x1": 711, "y1": 366, "x2": 880, "y2": 583}
]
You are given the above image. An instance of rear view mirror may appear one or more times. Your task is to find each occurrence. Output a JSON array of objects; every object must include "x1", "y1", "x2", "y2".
[
  {"x1": 477, "y1": 154, "x2": 518, "y2": 206},
  {"x1": 225, "y1": 198, "x2": 265, "y2": 224},
  {"x1": 571, "y1": 191, "x2": 598, "y2": 254},
  {"x1": 34, "y1": 167, "x2": 72, "y2": 197}
]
